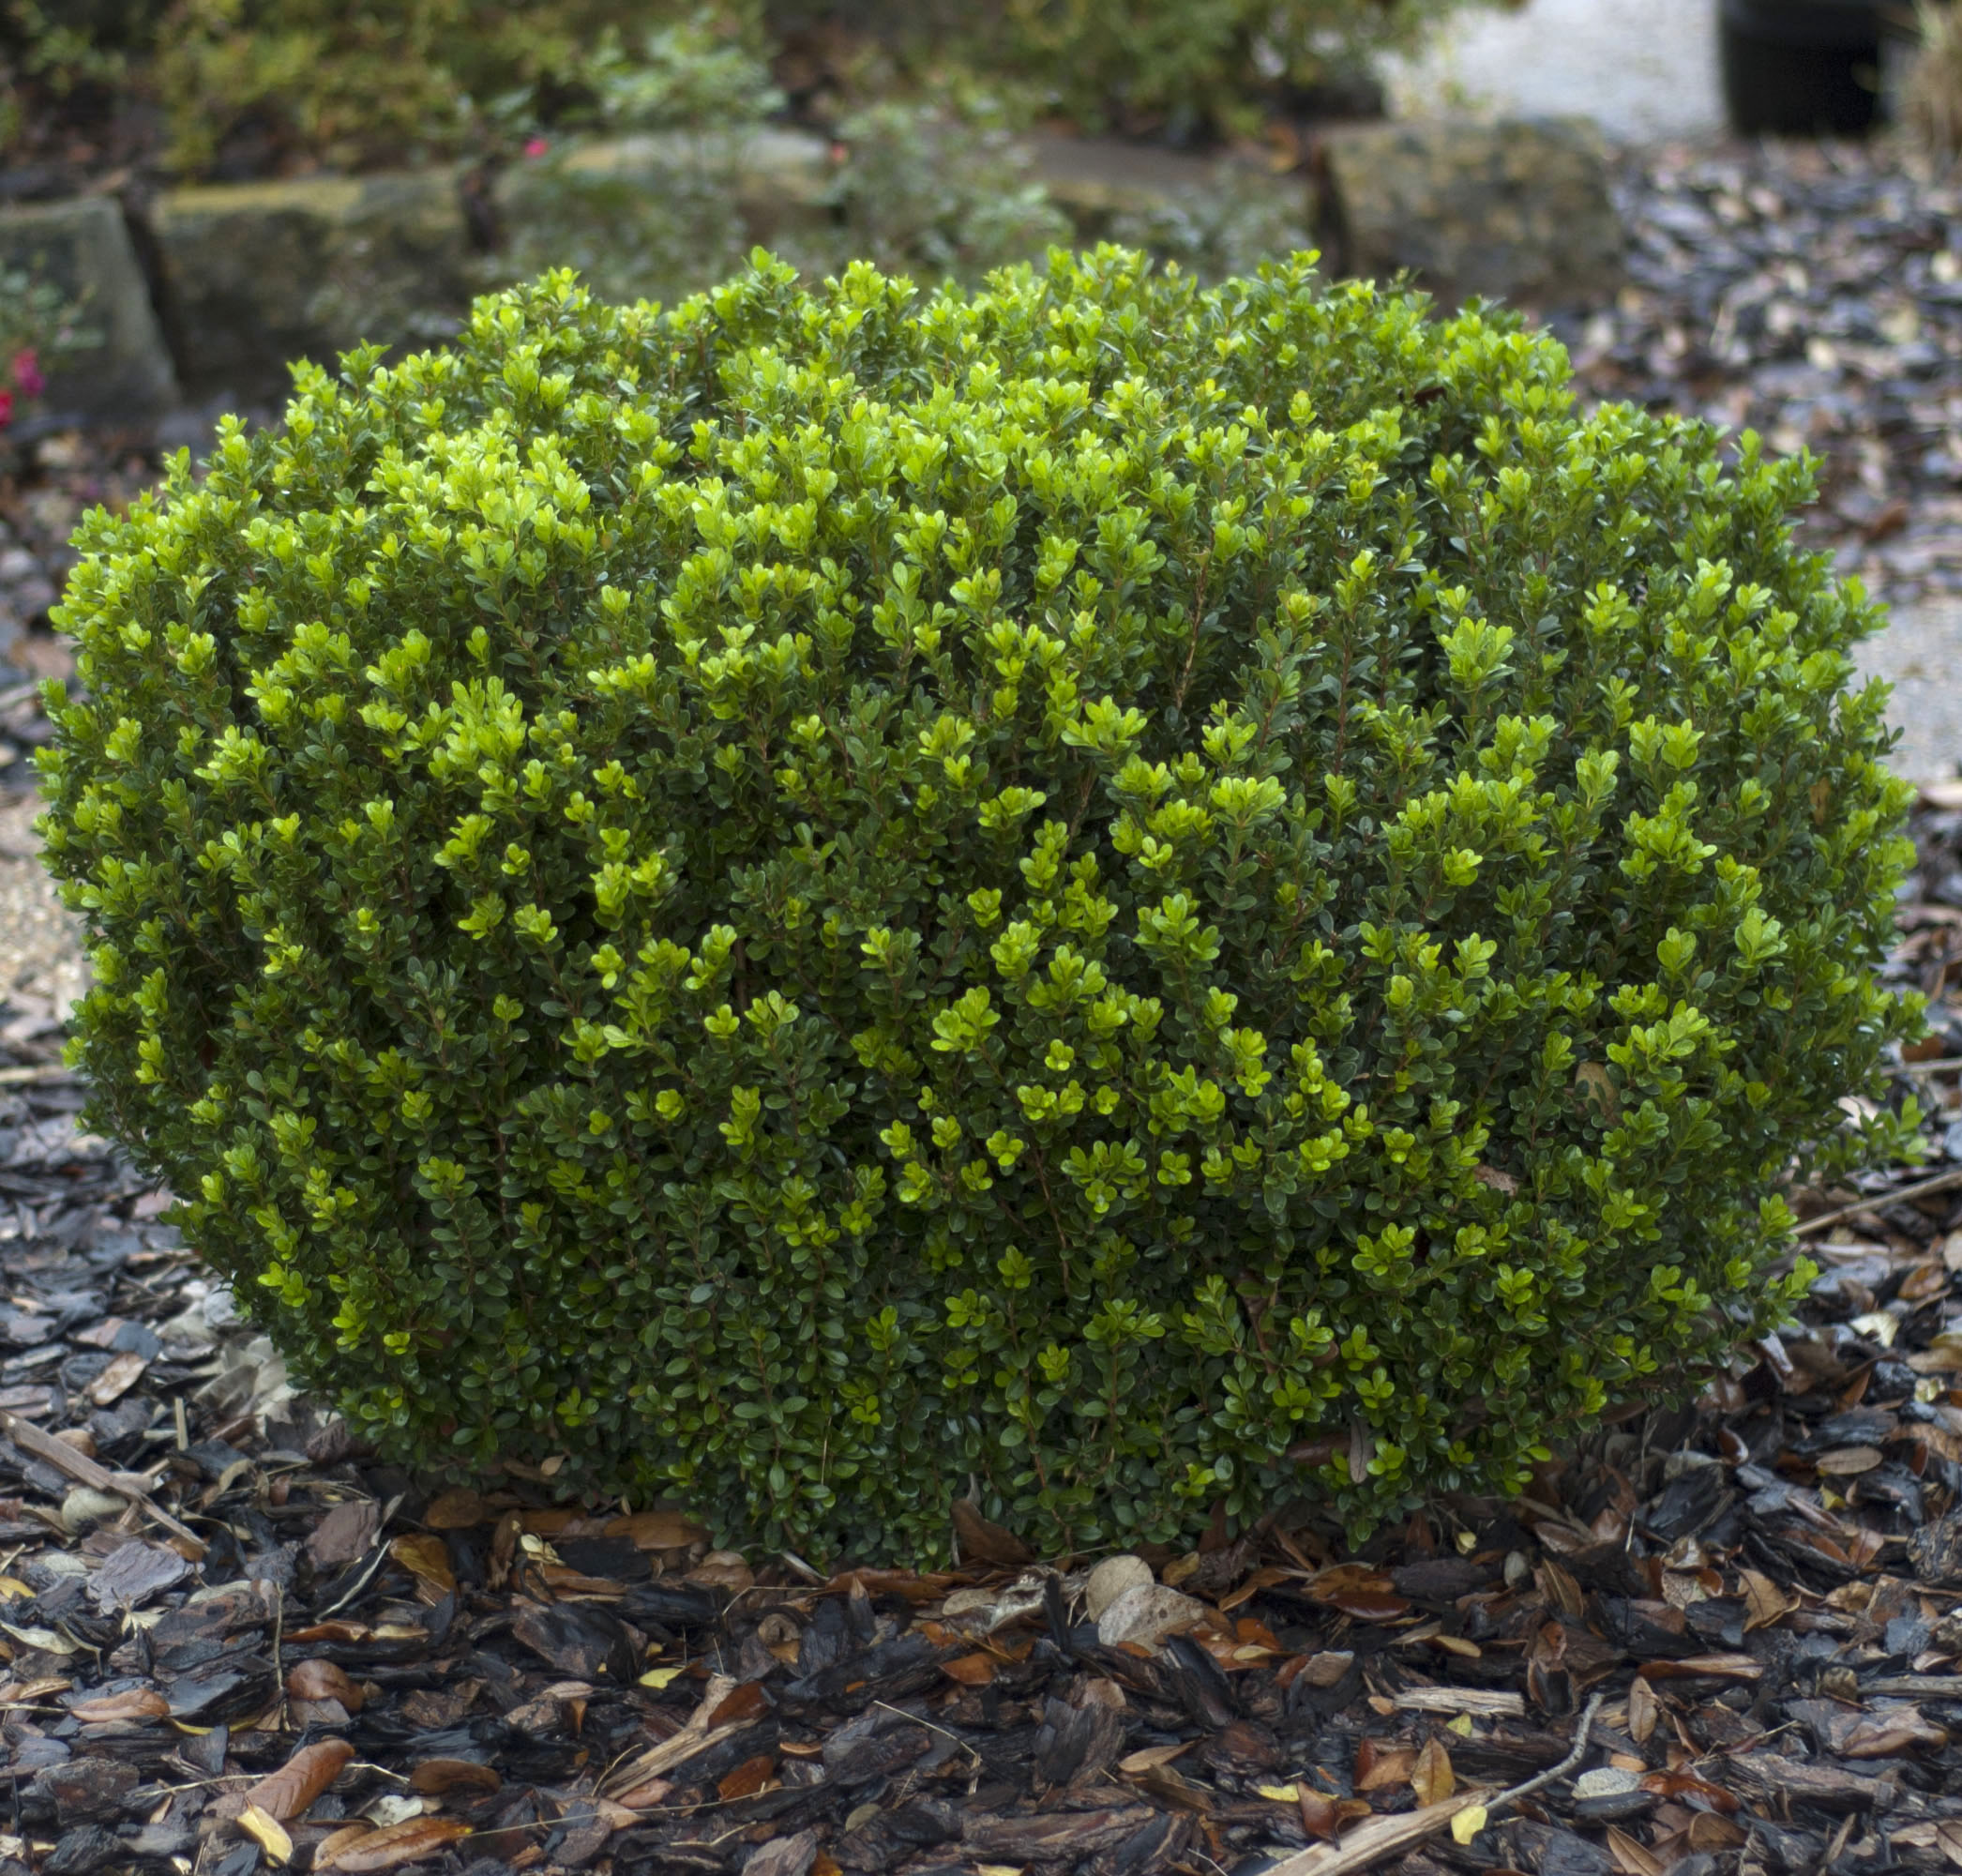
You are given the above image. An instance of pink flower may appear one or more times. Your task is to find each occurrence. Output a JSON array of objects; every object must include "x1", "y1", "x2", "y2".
[
  {"x1": 0, "y1": 389, "x2": 14, "y2": 432},
  {"x1": 9, "y1": 351, "x2": 40, "y2": 399},
  {"x1": 523, "y1": 136, "x2": 549, "y2": 158}
]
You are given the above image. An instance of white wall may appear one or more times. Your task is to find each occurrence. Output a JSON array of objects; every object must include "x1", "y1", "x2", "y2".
[{"x1": 1384, "y1": 0, "x2": 1727, "y2": 144}]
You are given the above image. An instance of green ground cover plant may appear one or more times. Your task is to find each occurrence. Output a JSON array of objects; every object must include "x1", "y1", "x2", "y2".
[{"x1": 38, "y1": 250, "x2": 1920, "y2": 1559}]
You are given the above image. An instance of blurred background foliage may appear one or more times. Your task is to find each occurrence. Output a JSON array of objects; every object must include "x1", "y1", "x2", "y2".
[{"x1": 0, "y1": 0, "x2": 1467, "y2": 179}]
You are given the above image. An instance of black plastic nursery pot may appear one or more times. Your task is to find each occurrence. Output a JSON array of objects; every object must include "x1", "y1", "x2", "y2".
[{"x1": 1719, "y1": 0, "x2": 1884, "y2": 135}]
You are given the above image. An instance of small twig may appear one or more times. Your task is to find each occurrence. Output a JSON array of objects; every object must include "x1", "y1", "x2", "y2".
[
  {"x1": 1793, "y1": 1166, "x2": 1962, "y2": 1237},
  {"x1": 1487, "y1": 1688, "x2": 1607, "y2": 1809},
  {"x1": 1259, "y1": 1792, "x2": 1497, "y2": 1876},
  {"x1": 0, "y1": 1408, "x2": 204, "y2": 1557},
  {"x1": 351, "y1": 1762, "x2": 412, "y2": 1786},
  {"x1": 1896, "y1": 1056, "x2": 1962, "y2": 1076},
  {"x1": 1260, "y1": 1691, "x2": 1605, "y2": 1876},
  {"x1": 270, "y1": 1579, "x2": 285, "y2": 1725},
  {"x1": 873, "y1": 1698, "x2": 982, "y2": 1764}
]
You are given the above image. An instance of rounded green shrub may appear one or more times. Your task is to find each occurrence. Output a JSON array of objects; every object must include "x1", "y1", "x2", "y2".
[{"x1": 40, "y1": 250, "x2": 1916, "y2": 1559}]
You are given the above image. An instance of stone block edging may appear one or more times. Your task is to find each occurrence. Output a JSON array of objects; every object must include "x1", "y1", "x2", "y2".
[{"x1": 0, "y1": 118, "x2": 1620, "y2": 421}]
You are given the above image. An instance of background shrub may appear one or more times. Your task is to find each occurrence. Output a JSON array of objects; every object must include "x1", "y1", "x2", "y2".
[
  {"x1": 6, "y1": 0, "x2": 1477, "y2": 177},
  {"x1": 147, "y1": 0, "x2": 689, "y2": 175},
  {"x1": 494, "y1": 37, "x2": 1072, "y2": 311},
  {"x1": 39, "y1": 250, "x2": 1918, "y2": 1559},
  {"x1": 979, "y1": 0, "x2": 1455, "y2": 138}
]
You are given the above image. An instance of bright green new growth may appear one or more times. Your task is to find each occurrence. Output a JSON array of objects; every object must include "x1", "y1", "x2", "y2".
[{"x1": 40, "y1": 250, "x2": 1918, "y2": 1559}]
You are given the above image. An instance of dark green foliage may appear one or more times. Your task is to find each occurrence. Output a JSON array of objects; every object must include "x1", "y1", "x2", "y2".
[
  {"x1": 39, "y1": 250, "x2": 1918, "y2": 1559},
  {"x1": 983, "y1": 0, "x2": 1448, "y2": 139}
]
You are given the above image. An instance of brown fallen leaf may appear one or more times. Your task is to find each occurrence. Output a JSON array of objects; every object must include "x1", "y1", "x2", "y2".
[
  {"x1": 242, "y1": 1738, "x2": 356, "y2": 1822},
  {"x1": 717, "y1": 1753, "x2": 777, "y2": 1801},
  {"x1": 941, "y1": 1652, "x2": 996, "y2": 1687},
  {"x1": 423, "y1": 1489, "x2": 486, "y2": 1530},
  {"x1": 1356, "y1": 1739, "x2": 1417, "y2": 1792},
  {"x1": 1816, "y1": 1445, "x2": 1883, "y2": 1476},
  {"x1": 1628, "y1": 1675, "x2": 1660, "y2": 1744},
  {"x1": 409, "y1": 1759, "x2": 502, "y2": 1797},
  {"x1": 1325, "y1": 1589, "x2": 1412, "y2": 1622},
  {"x1": 1739, "y1": 1568, "x2": 1788, "y2": 1631},
  {"x1": 611, "y1": 1777, "x2": 674, "y2": 1810},
  {"x1": 1411, "y1": 1737, "x2": 1455, "y2": 1806},
  {"x1": 287, "y1": 1659, "x2": 364, "y2": 1712},
  {"x1": 70, "y1": 1687, "x2": 169, "y2": 1723},
  {"x1": 1900, "y1": 1261, "x2": 1949, "y2": 1303},
  {"x1": 687, "y1": 1549, "x2": 754, "y2": 1590},
  {"x1": 314, "y1": 1827, "x2": 374, "y2": 1868},
  {"x1": 606, "y1": 1509, "x2": 709, "y2": 1551},
  {"x1": 1938, "y1": 1820, "x2": 1962, "y2": 1869},
  {"x1": 1640, "y1": 1770, "x2": 1739, "y2": 1813},
  {"x1": 1642, "y1": 1654, "x2": 1762, "y2": 1682},
  {"x1": 1298, "y1": 1789, "x2": 1341, "y2": 1841},
  {"x1": 1687, "y1": 1813, "x2": 1749, "y2": 1852},
  {"x1": 705, "y1": 1679, "x2": 771, "y2": 1728},
  {"x1": 952, "y1": 1498, "x2": 1035, "y2": 1566},
  {"x1": 1842, "y1": 1708, "x2": 1949, "y2": 1757},
  {"x1": 1607, "y1": 1825, "x2": 1663, "y2": 1876},
  {"x1": 389, "y1": 1533, "x2": 455, "y2": 1597},
  {"x1": 309, "y1": 1498, "x2": 382, "y2": 1569},
  {"x1": 315, "y1": 1818, "x2": 470, "y2": 1873}
]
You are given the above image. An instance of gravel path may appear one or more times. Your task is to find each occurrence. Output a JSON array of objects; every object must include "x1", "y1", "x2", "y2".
[
  {"x1": 1859, "y1": 597, "x2": 1962, "y2": 784},
  {"x1": 1566, "y1": 136, "x2": 1962, "y2": 785}
]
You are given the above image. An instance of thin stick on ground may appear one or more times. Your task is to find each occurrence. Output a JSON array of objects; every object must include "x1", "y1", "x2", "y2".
[
  {"x1": 1259, "y1": 1691, "x2": 1606, "y2": 1876},
  {"x1": 1793, "y1": 1166, "x2": 1962, "y2": 1237},
  {"x1": 0, "y1": 1408, "x2": 205, "y2": 1557}
]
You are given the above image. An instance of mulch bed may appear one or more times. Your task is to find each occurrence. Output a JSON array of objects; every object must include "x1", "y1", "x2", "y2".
[
  {"x1": 0, "y1": 742, "x2": 1939, "y2": 1876},
  {"x1": 1569, "y1": 136, "x2": 1962, "y2": 604}
]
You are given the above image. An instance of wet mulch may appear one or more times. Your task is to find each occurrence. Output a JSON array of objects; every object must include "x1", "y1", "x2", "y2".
[
  {"x1": 1570, "y1": 137, "x2": 1962, "y2": 603},
  {"x1": 0, "y1": 786, "x2": 1936, "y2": 1876}
]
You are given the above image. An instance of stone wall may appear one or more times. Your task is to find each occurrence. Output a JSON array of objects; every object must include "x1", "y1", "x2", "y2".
[
  {"x1": 0, "y1": 117, "x2": 1622, "y2": 424},
  {"x1": 0, "y1": 196, "x2": 177, "y2": 421}
]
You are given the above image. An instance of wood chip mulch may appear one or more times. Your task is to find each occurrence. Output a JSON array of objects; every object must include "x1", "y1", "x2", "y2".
[{"x1": 0, "y1": 753, "x2": 1951, "y2": 1876}]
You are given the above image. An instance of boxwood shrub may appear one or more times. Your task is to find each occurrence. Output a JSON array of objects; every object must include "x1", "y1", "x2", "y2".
[{"x1": 39, "y1": 250, "x2": 1918, "y2": 1558}]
